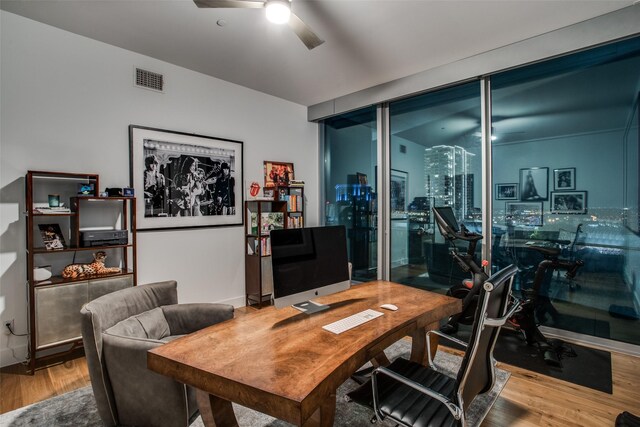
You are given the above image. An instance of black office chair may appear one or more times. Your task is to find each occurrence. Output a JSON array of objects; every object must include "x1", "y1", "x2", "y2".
[{"x1": 347, "y1": 264, "x2": 520, "y2": 427}]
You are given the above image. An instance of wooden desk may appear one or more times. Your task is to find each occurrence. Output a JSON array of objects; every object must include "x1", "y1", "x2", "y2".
[{"x1": 148, "y1": 280, "x2": 460, "y2": 427}]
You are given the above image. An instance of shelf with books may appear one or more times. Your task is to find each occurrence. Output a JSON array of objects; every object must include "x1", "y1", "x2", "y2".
[
  {"x1": 276, "y1": 186, "x2": 304, "y2": 213},
  {"x1": 244, "y1": 190, "x2": 303, "y2": 308}
]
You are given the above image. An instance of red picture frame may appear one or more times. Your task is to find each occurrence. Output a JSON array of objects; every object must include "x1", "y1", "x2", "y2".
[{"x1": 264, "y1": 161, "x2": 294, "y2": 188}]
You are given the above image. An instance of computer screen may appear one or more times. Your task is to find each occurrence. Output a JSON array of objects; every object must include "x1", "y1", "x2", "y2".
[
  {"x1": 271, "y1": 225, "x2": 350, "y2": 312},
  {"x1": 433, "y1": 206, "x2": 460, "y2": 233}
]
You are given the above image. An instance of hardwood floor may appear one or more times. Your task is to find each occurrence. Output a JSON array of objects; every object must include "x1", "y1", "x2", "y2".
[
  {"x1": 2, "y1": 324, "x2": 638, "y2": 425},
  {"x1": 0, "y1": 351, "x2": 90, "y2": 415}
]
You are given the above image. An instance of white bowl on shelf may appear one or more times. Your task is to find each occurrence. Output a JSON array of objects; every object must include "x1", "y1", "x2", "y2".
[{"x1": 34, "y1": 266, "x2": 52, "y2": 282}]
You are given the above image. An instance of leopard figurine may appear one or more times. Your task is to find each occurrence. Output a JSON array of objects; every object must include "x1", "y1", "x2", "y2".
[{"x1": 62, "y1": 251, "x2": 121, "y2": 279}]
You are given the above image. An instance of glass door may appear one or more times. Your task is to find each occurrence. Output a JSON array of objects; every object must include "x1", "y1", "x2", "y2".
[
  {"x1": 388, "y1": 82, "x2": 482, "y2": 292},
  {"x1": 322, "y1": 107, "x2": 378, "y2": 282},
  {"x1": 490, "y1": 37, "x2": 640, "y2": 345}
]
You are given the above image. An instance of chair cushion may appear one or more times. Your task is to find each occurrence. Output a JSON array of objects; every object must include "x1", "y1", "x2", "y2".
[
  {"x1": 104, "y1": 307, "x2": 170, "y2": 340},
  {"x1": 347, "y1": 358, "x2": 460, "y2": 427}
]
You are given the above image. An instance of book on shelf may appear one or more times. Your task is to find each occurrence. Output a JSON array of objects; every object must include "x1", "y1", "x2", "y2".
[
  {"x1": 278, "y1": 194, "x2": 301, "y2": 212},
  {"x1": 287, "y1": 216, "x2": 304, "y2": 228},
  {"x1": 38, "y1": 224, "x2": 66, "y2": 250},
  {"x1": 260, "y1": 212, "x2": 284, "y2": 235},
  {"x1": 248, "y1": 212, "x2": 258, "y2": 235},
  {"x1": 247, "y1": 236, "x2": 272, "y2": 256},
  {"x1": 33, "y1": 206, "x2": 71, "y2": 214},
  {"x1": 260, "y1": 236, "x2": 271, "y2": 256},
  {"x1": 288, "y1": 180, "x2": 305, "y2": 187}
]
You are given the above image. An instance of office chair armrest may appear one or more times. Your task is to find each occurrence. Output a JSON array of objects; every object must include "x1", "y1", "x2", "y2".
[
  {"x1": 426, "y1": 329, "x2": 467, "y2": 368},
  {"x1": 427, "y1": 329, "x2": 468, "y2": 348},
  {"x1": 371, "y1": 366, "x2": 463, "y2": 421},
  {"x1": 484, "y1": 298, "x2": 521, "y2": 327}
]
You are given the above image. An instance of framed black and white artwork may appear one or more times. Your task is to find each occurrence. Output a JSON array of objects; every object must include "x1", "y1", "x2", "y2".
[
  {"x1": 519, "y1": 167, "x2": 548, "y2": 201},
  {"x1": 129, "y1": 125, "x2": 243, "y2": 231},
  {"x1": 553, "y1": 168, "x2": 576, "y2": 190},
  {"x1": 390, "y1": 169, "x2": 408, "y2": 219},
  {"x1": 551, "y1": 191, "x2": 587, "y2": 214},
  {"x1": 495, "y1": 183, "x2": 518, "y2": 200}
]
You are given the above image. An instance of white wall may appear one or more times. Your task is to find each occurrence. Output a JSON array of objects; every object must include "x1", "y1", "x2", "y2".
[{"x1": 0, "y1": 11, "x2": 318, "y2": 367}]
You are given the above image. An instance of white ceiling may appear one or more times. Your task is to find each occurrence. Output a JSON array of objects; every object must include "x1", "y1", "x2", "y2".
[{"x1": 1, "y1": 0, "x2": 636, "y2": 107}]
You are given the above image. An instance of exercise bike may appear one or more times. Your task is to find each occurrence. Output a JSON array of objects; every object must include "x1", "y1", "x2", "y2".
[{"x1": 432, "y1": 206, "x2": 583, "y2": 367}]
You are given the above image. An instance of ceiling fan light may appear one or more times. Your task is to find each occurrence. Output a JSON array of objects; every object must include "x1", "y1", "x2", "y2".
[{"x1": 265, "y1": 0, "x2": 290, "y2": 24}]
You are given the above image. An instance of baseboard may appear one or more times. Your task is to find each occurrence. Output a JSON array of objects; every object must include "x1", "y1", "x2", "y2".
[
  {"x1": 217, "y1": 295, "x2": 248, "y2": 308},
  {"x1": 0, "y1": 344, "x2": 28, "y2": 369},
  {"x1": 540, "y1": 326, "x2": 640, "y2": 357}
]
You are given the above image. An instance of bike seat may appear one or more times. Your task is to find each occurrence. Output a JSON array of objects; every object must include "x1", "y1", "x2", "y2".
[{"x1": 526, "y1": 241, "x2": 561, "y2": 257}]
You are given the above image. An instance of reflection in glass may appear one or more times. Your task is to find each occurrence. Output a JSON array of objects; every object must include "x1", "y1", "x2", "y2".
[
  {"x1": 388, "y1": 82, "x2": 482, "y2": 290},
  {"x1": 491, "y1": 36, "x2": 640, "y2": 346},
  {"x1": 322, "y1": 107, "x2": 378, "y2": 282}
]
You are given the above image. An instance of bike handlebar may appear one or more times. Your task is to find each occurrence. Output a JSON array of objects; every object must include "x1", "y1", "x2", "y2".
[{"x1": 453, "y1": 224, "x2": 483, "y2": 242}]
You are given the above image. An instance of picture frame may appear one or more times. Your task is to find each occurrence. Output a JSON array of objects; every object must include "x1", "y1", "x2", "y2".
[
  {"x1": 356, "y1": 172, "x2": 368, "y2": 185},
  {"x1": 38, "y1": 224, "x2": 66, "y2": 250},
  {"x1": 264, "y1": 161, "x2": 294, "y2": 188},
  {"x1": 495, "y1": 183, "x2": 518, "y2": 200},
  {"x1": 505, "y1": 202, "x2": 543, "y2": 227},
  {"x1": 551, "y1": 191, "x2": 587, "y2": 214},
  {"x1": 519, "y1": 167, "x2": 548, "y2": 201},
  {"x1": 263, "y1": 188, "x2": 275, "y2": 199},
  {"x1": 129, "y1": 125, "x2": 243, "y2": 231},
  {"x1": 553, "y1": 168, "x2": 576, "y2": 190},
  {"x1": 390, "y1": 169, "x2": 408, "y2": 219}
]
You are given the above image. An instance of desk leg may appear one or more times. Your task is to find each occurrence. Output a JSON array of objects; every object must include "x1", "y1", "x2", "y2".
[
  {"x1": 195, "y1": 389, "x2": 239, "y2": 427},
  {"x1": 302, "y1": 393, "x2": 336, "y2": 427},
  {"x1": 371, "y1": 351, "x2": 391, "y2": 367},
  {"x1": 409, "y1": 321, "x2": 439, "y2": 365}
]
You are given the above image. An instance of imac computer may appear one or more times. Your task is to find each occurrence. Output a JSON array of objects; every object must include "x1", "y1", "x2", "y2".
[{"x1": 270, "y1": 225, "x2": 350, "y2": 313}]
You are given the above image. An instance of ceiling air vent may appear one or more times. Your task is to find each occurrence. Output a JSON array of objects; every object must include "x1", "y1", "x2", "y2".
[
  {"x1": 400, "y1": 144, "x2": 407, "y2": 154},
  {"x1": 135, "y1": 68, "x2": 164, "y2": 92}
]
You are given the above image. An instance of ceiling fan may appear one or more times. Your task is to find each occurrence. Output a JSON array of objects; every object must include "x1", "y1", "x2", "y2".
[{"x1": 194, "y1": 0, "x2": 325, "y2": 50}]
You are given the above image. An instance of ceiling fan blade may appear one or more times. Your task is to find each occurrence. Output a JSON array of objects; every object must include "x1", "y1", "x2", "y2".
[
  {"x1": 194, "y1": 0, "x2": 264, "y2": 9},
  {"x1": 288, "y1": 12, "x2": 324, "y2": 50}
]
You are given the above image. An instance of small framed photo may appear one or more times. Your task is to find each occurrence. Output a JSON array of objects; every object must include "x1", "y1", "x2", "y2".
[
  {"x1": 505, "y1": 202, "x2": 543, "y2": 227},
  {"x1": 553, "y1": 168, "x2": 576, "y2": 190},
  {"x1": 77, "y1": 183, "x2": 95, "y2": 196},
  {"x1": 264, "y1": 161, "x2": 294, "y2": 188},
  {"x1": 38, "y1": 224, "x2": 66, "y2": 250},
  {"x1": 551, "y1": 191, "x2": 587, "y2": 214},
  {"x1": 263, "y1": 188, "x2": 275, "y2": 199},
  {"x1": 519, "y1": 167, "x2": 548, "y2": 201},
  {"x1": 495, "y1": 183, "x2": 518, "y2": 200},
  {"x1": 356, "y1": 172, "x2": 368, "y2": 185}
]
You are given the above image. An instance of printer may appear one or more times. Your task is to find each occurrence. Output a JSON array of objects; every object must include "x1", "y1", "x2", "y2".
[{"x1": 80, "y1": 230, "x2": 128, "y2": 247}]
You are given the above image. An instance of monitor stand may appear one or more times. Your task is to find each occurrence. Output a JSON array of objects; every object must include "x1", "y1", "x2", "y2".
[{"x1": 292, "y1": 300, "x2": 329, "y2": 314}]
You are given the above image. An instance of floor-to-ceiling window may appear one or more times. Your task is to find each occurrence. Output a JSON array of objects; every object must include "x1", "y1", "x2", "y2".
[
  {"x1": 388, "y1": 82, "x2": 482, "y2": 290},
  {"x1": 319, "y1": 35, "x2": 640, "y2": 348},
  {"x1": 322, "y1": 107, "x2": 378, "y2": 282},
  {"x1": 490, "y1": 36, "x2": 640, "y2": 345}
]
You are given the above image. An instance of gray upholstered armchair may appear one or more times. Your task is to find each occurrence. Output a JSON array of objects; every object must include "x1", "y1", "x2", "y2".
[{"x1": 80, "y1": 280, "x2": 234, "y2": 427}]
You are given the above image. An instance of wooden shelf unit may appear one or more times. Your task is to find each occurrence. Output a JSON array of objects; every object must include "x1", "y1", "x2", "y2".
[
  {"x1": 25, "y1": 170, "x2": 137, "y2": 373},
  {"x1": 245, "y1": 186, "x2": 304, "y2": 307}
]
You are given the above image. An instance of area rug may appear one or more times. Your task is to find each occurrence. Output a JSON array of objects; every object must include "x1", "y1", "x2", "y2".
[{"x1": 0, "y1": 340, "x2": 510, "y2": 427}]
